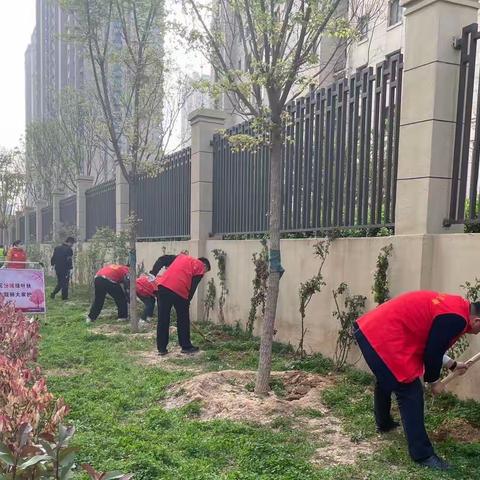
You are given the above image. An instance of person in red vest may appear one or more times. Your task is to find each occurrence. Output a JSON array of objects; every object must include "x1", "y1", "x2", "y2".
[
  {"x1": 5, "y1": 240, "x2": 27, "y2": 269},
  {"x1": 136, "y1": 273, "x2": 159, "y2": 323},
  {"x1": 86, "y1": 264, "x2": 130, "y2": 323},
  {"x1": 150, "y1": 253, "x2": 210, "y2": 355},
  {"x1": 354, "y1": 291, "x2": 480, "y2": 471}
]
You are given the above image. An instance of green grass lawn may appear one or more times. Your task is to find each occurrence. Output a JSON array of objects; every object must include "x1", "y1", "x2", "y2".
[{"x1": 39, "y1": 284, "x2": 480, "y2": 479}]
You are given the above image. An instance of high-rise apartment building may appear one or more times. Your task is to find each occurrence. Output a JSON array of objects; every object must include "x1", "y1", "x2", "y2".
[
  {"x1": 25, "y1": 0, "x2": 116, "y2": 190},
  {"x1": 25, "y1": 0, "x2": 85, "y2": 125}
]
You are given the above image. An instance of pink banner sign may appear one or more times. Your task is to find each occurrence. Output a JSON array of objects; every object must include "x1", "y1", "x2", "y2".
[{"x1": 0, "y1": 269, "x2": 46, "y2": 313}]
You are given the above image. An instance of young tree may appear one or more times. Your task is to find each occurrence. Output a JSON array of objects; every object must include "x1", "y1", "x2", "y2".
[
  {"x1": 25, "y1": 88, "x2": 104, "y2": 201},
  {"x1": 0, "y1": 148, "x2": 26, "y2": 243},
  {"x1": 25, "y1": 120, "x2": 65, "y2": 202},
  {"x1": 63, "y1": 0, "x2": 189, "y2": 331},
  {"x1": 181, "y1": 0, "x2": 379, "y2": 394}
]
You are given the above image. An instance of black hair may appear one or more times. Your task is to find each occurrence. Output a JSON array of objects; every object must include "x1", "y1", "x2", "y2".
[
  {"x1": 471, "y1": 302, "x2": 480, "y2": 316},
  {"x1": 65, "y1": 237, "x2": 76, "y2": 244},
  {"x1": 13, "y1": 240, "x2": 21, "y2": 247},
  {"x1": 199, "y1": 257, "x2": 211, "y2": 272}
]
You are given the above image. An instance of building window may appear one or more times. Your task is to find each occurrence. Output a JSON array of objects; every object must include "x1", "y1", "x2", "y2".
[
  {"x1": 388, "y1": 0, "x2": 402, "y2": 26},
  {"x1": 358, "y1": 15, "x2": 369, "y2": 41}
]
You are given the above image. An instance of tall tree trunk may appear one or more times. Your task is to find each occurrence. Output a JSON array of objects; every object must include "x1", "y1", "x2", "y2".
[
  {"x1": 255, "y1": 124, "x2": 283, "y2": 395},
  {"x1": 129, "y1": 180, "x2": 139, "y2": 333}
]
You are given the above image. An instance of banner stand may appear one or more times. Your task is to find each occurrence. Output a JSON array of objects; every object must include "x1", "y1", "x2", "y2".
[{"x1": 0, "y1": 261, "x2": 48, "y2": 324}]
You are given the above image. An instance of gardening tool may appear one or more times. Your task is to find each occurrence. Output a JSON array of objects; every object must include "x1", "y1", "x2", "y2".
[
  {"x1": 191, "y1": 322, "x2": 213, "y2": 344},
  {"x1": 441, "y1": 352, "x2": 480, "y2": 386}
]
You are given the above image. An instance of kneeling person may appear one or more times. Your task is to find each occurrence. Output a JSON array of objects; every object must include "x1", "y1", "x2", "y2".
[
  {"x1": 87, "y1": 264, "x2": 129, "y2": 323},
  {"x1": 154, "y1": 254, "x2": 210, "y2": 355}
]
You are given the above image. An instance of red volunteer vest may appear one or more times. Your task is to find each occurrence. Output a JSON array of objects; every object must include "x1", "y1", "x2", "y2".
[
  {"x1": 357, "y1": 291, "x2": 470, "y2": 383},
  {"x1": 96, "y1": 264, "x2": 129, "y2": 283},
  {"x1": 7, "y1": 247, "x2": 27, "y2": 269},
  {"x1": 158, "y1": 254, "x2": 205, "y2": 300},
  {"x1": 136, "y1": 274, "x2": 158, "y2": 298}
]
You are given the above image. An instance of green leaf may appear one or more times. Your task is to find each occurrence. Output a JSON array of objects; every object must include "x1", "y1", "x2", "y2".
[
  {"x1": 38, "y1": 439, "x2": 55, "y2": 457},
  {"x1": 0, "y1": 442, "x2": 15, "y2": 466},
  {"x1": 100, "y1": 472, "x2": 132, "y2": 480},
  {"x1": 18, "y1": 454, "x2": 51, "y2": 469},
  {"x1": 58, "y1": 447, "x2": 77, "y2": 462},
  {"x1": 58, "y1": 425, "x2": 75, "y2": 447}
]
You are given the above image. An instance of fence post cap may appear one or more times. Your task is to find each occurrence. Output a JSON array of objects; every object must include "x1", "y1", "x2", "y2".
[
  {"x1": 188, "y1": 108, "x2": 228, "y2": 125},
  {"x1": 76, "y1": 175, "x2": 95, "y2": 182}
]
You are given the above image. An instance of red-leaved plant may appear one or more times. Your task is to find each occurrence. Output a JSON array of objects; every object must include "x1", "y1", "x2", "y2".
[
  {"x1": 0, "y1": 299, "x2": 133, "y2": 479},
  {"x1": 0, "y1": 298, "x2": 40, "y2": 363}
]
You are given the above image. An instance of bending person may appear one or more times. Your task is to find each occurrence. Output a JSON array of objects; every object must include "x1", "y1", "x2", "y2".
[
  {"x1": 354, "y1": 291, "x2": 480, "y2": 471},
  {"x1": 154, "y1": 254, "x2": 210, "y2": 355},
  {"x1": 136, "y1": 273, "x2": 159, "y2": 323},
  {"x1": 87, "y1": 264, "x2": 129, "y2": 324}
]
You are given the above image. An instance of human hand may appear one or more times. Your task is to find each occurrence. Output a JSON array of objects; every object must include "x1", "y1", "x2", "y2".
[
  {"x1": 430, "y1": 381, "x2": 445, "y2": 396},
  {"x1": 455, "y1": 361, "x2": 469, "y2": 376}
]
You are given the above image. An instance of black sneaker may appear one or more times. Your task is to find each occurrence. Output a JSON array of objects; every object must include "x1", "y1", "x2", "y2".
[
  {"x1": 181, "y1": 346, "x2": 200, "y2": 354},
  {"x1": 416, "y1": 454, "x2": 450, "y2": 471},
  {"x1": 376, "y1": 420, "x2": 400, "y2": 433},
  {"x1": 158, "y1": 350, "x2": 169, "y2": 356}
]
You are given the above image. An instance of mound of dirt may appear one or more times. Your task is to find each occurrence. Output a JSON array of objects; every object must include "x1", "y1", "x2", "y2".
[
  {"x1": 163, "y1": 369, "x2": 376, "y2": 465},
  {"x1": 433, "y1": 418, "x2": 480, "y2": 443}
]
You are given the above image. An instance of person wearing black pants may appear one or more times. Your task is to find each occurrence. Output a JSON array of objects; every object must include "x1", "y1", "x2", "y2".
[
  {"x1": 139, "y1": 295, "x2": 156, "y2": 320},
  {"x1": 86, "y1": 264, "x2": 130, "y2": 323},
  {"x1": 355, "y1": 325, "x2": 435, "y2": 461},
  {"x1": 354, "y1": 291, "x2": 480, "y2": 471},
  {"x1": 50, "y1": 237, "x2": 75, "y2": 300},
  {"x1": 88, "y1": 277, "x2": 128, "y2": 321},
  {"x1": 154, "y1": 254, "x2": 211, "y2": 355},
  {"x1": 157, "y1": 286, "x2": 192, "y2": 352}
]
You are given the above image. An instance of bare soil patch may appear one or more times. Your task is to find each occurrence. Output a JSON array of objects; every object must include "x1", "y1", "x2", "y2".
[
  {"x1": 432, "y1": 418, "x2": 480, "y2": 443},
  {"x1": 91, "y1": 322, "x2": 157, "y2": 338},
  {"x1": 132, "y1": 349, "x2": 205, "y2": 373},
  {"x1": 163, "y1": 369, "x2": 376, "y2": 465}
]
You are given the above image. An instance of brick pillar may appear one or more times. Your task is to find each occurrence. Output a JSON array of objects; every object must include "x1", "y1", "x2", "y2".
[
  {"x1": 395, "y1": 0, "x2": 479, "y2": 234},
  {"x1": 36, "y1": 200, "x2": 48, "y2": 243},
  {"x1": 52, "y1": 191, "x2": 64, "y2": 242},
  {"x1": 76, "y1": 176, "x2": 94, "y2": 242},
  {"x1": 24, "y1": 207, "x2": 34, "y2": 245},
  {"x1": 14, "y1": 212, "x2": 21, "y2": 242},
  {"x1": 188, "y1": 109, "x2": 227, "y2": 322},
  {"x1": 116, "y1": 165, "x2": 130, "y2": 233}
]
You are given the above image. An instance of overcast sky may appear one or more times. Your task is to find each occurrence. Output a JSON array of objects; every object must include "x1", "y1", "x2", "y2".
[{"x1": 0, "y1": 1, "x2": 36, "y2": 149}]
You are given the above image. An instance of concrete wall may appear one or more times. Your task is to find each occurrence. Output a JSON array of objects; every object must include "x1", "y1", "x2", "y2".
[
  {"x1": 37, "y1": 233, "x2": 480, "y2": 399},
  {"x1": 132, "y1": 234, "x2": 480, "y2": 401},
  {"x1": 347, "y1": 1, "x2": 405, "y2": 72}
]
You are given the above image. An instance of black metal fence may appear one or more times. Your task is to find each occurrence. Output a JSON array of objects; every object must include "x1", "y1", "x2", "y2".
[
  {"x1": 446, "y1": 23, "x2": 480, "y2": 226},
  {"x1": 213, "y1": 54, "x2": 403, "y2": 235},
  {"x1": 132, "y1": 148, "x2": 191, "y2": 240},
  {"x1": 19, "y1": 216, "x2": 25, "y2": 243},
  {"x1": 86, "y1": 180, "x2": 116, "y2": 240},
  {"x1": 60, "y1": 195, "x2": 77, "y2": 228},
  {"x1": 28, "y1": 211, "x2": 36, "y2": 241},
  {"x1": 41, "y1": 206, "x2": 53, "y2": 242}
]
